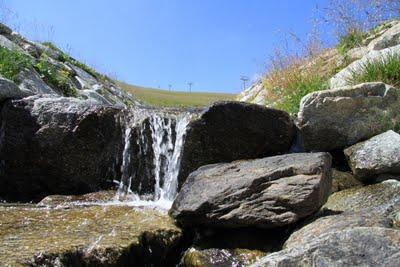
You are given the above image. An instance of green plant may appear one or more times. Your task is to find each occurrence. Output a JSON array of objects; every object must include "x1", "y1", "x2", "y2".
[
  {"x1": 34, "y1": 54, "x2": 77, "y2": 97},
  {"x1": 273, "y1": 75, "x2": 328, "y2": 114},
  {"x1": 337, "y1": 29, "x2": 366, "y2": 55},
  {"x1": 347, "y1": 52, "x2": 400, "y2": 87},
  {"x1": 0, "y1": 46, "x2": 32, "y2": 82}
]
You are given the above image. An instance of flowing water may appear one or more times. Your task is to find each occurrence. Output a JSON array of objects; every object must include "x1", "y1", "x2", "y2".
[{"x1": 115, "y1": 107, "x2": 193, "y2": 209}]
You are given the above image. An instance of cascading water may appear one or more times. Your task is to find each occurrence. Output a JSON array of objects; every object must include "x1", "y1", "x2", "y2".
[{"x1": 115, "y1": 107, "x2": 192, "y2": 209}]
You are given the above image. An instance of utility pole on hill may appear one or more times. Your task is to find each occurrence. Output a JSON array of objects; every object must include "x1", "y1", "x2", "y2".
[
  {"x1": 240, "y1": 76, "x2": 249, "y2": 90},
  {"x1": 168, "y1": 84, "x2": 172, "y2": 91},
  {"x1": 188, "y1": 82, "x2": 193, "y2": 93}
]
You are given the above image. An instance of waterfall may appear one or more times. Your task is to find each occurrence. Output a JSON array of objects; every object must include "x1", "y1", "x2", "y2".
[{"x1": 115, "y1": 107, "x2": 192, "y2": 208}]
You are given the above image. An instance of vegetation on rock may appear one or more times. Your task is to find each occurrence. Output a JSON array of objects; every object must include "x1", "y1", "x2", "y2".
[{"x1": 0, "y1": 45, "x2": 31, "y2": 81}]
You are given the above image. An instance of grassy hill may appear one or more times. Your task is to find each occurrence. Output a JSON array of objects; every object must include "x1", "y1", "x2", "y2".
[{"x1": 117, "y1": 82, "x2": 236, "y2": 108}]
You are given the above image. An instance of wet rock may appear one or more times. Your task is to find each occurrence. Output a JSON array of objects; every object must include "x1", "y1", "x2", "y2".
[
  {"x1": 178, "y1": 101, "x2": 295, "y2": 188},
  {"x1": 252, "y1": 227, "x2": 400, "y2": 267},
  {"x1": 322, "y1": 180, "x2": 400, "y2": 214},
  {"x1": 344, "y1": 130, "x2": 400, "y2": 182},
  {"x1": 297, "y1": 82, "x2": 400, "y2": 151},
  {"x1": 0, "y1": 204, "x2": 184, "y2": 266},
  {"x1": 0, "y1": 76, "x2": 33, "y2": 101},
  {"x1": 0, "y1": 95, "x2": 124, "y2": 202},
  {"x1": 182, "y1": 247, "x2": 266, "y2": 267},
  {"x1": 170, "y1": 153, "x2": 332, "y2": 229},
  {"x1": 331, "y1": 169, "x2": 362, "y2": 193},
  {"x1": 37, "y1": 190, "x2": 117, "y2": 206}
]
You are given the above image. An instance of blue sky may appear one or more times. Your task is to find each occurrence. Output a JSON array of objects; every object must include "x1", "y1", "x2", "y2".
[{"x1": 3, "y1": 0, "x2": 332, "y2": 93}]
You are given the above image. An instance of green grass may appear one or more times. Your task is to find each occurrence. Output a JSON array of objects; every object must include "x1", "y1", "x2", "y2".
[
  {"x1": 337, "y1": 29, "x2": 366, "y2": 55},
  {"x1": 274, "y1": 76, "x2": 328, "y2": 114},
  {"x1": 35, "y1": 54, "x2": 78, "y2": 97},
  {"x1": 0, "y1": 46, "x2": 32, "y2": 82},
  {"x1": 117, "y1": 82, "x2": 235, "y2": 108},
  {"x1": 347, "y1": 52, "x2": 400, "y2": 87}
]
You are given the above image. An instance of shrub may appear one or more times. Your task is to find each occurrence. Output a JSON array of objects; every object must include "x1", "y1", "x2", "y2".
[
  {"x1": 347, "y1": 52, "x2": 400, "y2": 87},
  {"x1": 0, "y1": 46, "x2": 32, "y2": 82},
  {"x1": 34, "y1": 54, "x2": 77, "y2": 97}
]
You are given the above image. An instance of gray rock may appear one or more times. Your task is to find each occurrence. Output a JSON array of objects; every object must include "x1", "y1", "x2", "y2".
[
  {"x1": 330, "y1": 44, "x2": 400, "y2": 88},
  {"x1": 322, "y1": 180, "x2": 400, "y2": 214},
  {"x1": 77, "y1": 89, "x2": 113, "y2": 105},
  {"x1": 252, "y1": 227, "x2": 400, "y2": 267},
  {"x1": 170, "y1": 152, "x2": 332, "y2": 229},
  {"x1": 331, "y1": 169, "x2": 362, "y2": 193},
  {"x1": 0, "y1": 34, "x2": 24, "y2": 52},
  {"x1": 0, "y1": 23, "x2": 12, "y2": 35},
  {"x1": 16, "y1": 68, "x2": 59, "y2": 95},
  {"x1": 0, "y1": 95, "x2": 124, "y2": 202},
  {"x1": 66, "y1": 62, "x2": 98, "y2": 89},
  {"x1": 0, "y1": 76, "x2": 32, "y2": 101},
  {"x1": 178, "y1": 101, "x2": 295, "y2": 189},
  {"x1": 344, "y1": 130, "x2": 400, "y2": 182},
  {"x1": 297, "y1": 82, "x2": 400, "y2": 151},
  {"x1": 368, "y1": 21, "x2": 400, "y2": 50}
]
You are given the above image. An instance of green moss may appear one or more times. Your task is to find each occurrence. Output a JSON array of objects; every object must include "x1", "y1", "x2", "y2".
[
  {"x1": 0, "y1": 46, "x2": 32, "y2": 82},
  {"x1": 34, "y1": 54, "x2": 78, "y2": 97},
  {"x1": 347, "y1": 52, "x2": 400, "y2": 88}
]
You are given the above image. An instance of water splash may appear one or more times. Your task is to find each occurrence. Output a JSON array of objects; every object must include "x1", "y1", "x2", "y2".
[{"x1": 115, "y1": 107, "x2": 192, "y2": 209}]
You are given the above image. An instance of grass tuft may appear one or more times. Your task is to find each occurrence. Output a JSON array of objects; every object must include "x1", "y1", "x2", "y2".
[
  {"x1": 347, "y1": 52, "x2": 400, "y2": 87},
  {"x1": 0, "y1": 46, "x2": 32, "y2": 82},
  {"x1": 337, "y1": 29, "x2": 366, "y2": 55}
]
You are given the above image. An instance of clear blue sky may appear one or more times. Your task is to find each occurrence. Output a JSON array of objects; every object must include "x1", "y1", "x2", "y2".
[{"x1": 4, "y1": 0, "x2": 332, "y2": 93}]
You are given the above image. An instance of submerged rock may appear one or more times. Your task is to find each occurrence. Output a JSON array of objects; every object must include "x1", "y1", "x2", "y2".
[
  {"x1": 0, "y1": 95, "x2": 124, "y2": 202},
  {"x1": 170, "y1": 153, "x2": 332, "y2": 229},
  {"x1": 0, "y1": 204, "x2": 184, "y2": 266},
  {"x1": 182, "y1": 247, "x2": 266, "y2": 267},
  {"x1": 178, "y1": 101, "x2": 295, "y2": 188},
  {"x1": 297, "y1": 82, "x2": 400, "y2": 152},
  {"x1": 344, "y1": 130, "x2": 400, "y2": 182}
]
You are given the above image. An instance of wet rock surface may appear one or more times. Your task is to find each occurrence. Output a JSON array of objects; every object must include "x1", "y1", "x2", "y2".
[
  {"x1": 0, "y1": 95, "x2": 124, "y2": 202},
  {"x1": 171, "y1": 153, "x2": 332, "y2": 229},
  {"x1": 297, "y1": 82, "x2": 400, "y2": 152},
  {"x1": 178, "y1": 101, "x2": 295, "y2": 188},
  {"x1": 344, "y1": 130, "x2": 400, "y2": 182},
  {"x1": 0, "y1": 203, "x2": 184, "y2": 267},
  {"x1": 182, "y1": 247, "x2": 266, "y2": 267}
]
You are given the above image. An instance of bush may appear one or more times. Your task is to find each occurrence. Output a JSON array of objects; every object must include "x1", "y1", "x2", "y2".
[
  {"x1": 0, "y1": 46, "x2": 32, "y2": 82},
  {"x1": 34, "y1": 54, "x2": 77, "y2": 97},
  {"x1": 347, "y1": 52, "x2": 400, "y2": 87}
]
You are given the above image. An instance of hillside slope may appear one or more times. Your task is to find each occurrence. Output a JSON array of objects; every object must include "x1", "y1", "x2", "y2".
[{"x1": 118, "y1": 82, "x2": 235, "y2": 107}]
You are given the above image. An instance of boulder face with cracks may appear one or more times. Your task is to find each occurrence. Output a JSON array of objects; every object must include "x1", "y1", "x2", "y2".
[
  {"x1": 170, "y1": 153, "x2": 332, "y2": 229},
  {"x1": 0, "y1": 95, "x2": 124, "y2": 202}
]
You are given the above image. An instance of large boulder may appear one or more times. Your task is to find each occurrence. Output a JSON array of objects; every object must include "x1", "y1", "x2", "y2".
[
  {"x1": 16, "y1": 68, "x2": 59, "y2": 95},
  {"x1": 322, "y1": 180, "x2": 400, "y2": 215},
  {"x1": 0, "y1": 76, "x2": 33, "y2": 101},
  {"x1": 177, "y1": 101, "x2": 295, "y2": 188},
  {"x1": 0, "y1": 95, "x2": 124, "y2": 201},
  {"x1": 170, "y1": 153, "x2": 332, "y2": 229},
  {"x1": 0, "y1": 203, "x2": 184, "y2": 266},
  {"x1": 253, "y1": 227, "x2": 400, "y2": 267},
  {"x1": 344, "y1": 130, "x2": 400, "y2": 182},
  {"x1": 297, "y1": 82, "x2": 400, "y2": 152},
  {"x1": 182, "y1": 248, "x2": 266, "y2": 267}
]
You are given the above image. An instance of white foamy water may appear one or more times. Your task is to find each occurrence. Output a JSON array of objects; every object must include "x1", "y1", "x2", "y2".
[{"x1": 115, "y1": 108, "x2": 192, "y2": 209}]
